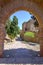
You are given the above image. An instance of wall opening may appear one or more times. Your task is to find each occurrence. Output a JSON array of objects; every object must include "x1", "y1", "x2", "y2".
[{"x1": 4, "y1": 10, "x2": 40, "y2": 58}]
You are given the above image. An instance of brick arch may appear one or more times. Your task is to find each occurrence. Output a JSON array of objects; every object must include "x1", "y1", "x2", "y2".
[
  {"x1": 1, "y1": 1, "x2": 43, "y2": 26},
  {"x1": 0, "y1": 0, "x2": 43, "y2": 57},
  {"x1": 3, "y1": 6, "x2": 41, "y2": 25}
]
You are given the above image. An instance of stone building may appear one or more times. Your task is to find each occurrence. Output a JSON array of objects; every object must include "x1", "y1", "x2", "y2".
[{"x1": 22, "y1": 19, "x2": 39, "y2": 32}]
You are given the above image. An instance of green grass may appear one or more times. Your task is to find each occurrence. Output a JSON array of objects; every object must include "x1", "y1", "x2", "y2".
[{"x1": 24, "y1": 32, "x2": 35, "y2": 38}]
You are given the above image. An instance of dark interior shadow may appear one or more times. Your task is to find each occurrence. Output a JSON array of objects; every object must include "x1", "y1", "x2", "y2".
[{"x1": 0, "y1": 48, "x2": 42, "y2": 64}]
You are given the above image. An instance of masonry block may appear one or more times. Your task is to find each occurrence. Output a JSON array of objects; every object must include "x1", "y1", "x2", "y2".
[{"x1": 0, "y1": 24, "x2": 5, "y2": 57}]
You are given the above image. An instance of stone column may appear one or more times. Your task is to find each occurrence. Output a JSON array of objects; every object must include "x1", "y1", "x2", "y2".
[
  {"x1": 0, "y1": 23, "x2": 6, "y2": 57},
  {"x1": 39, "y1": 26, "x2": 43, "y2": 56}
]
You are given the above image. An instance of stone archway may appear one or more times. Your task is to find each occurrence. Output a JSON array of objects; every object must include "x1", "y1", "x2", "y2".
[{"x1": 0, "y1": 0, "x2": 43, "y2": 57}]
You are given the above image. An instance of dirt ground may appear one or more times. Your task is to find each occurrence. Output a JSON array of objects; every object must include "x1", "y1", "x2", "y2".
[{"x1": 0, "y1": 35, "x2": 43, "y2": 64}]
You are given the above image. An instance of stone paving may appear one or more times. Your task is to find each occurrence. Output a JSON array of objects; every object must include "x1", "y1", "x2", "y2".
[{"x1": 0, "y1": 36, "x2": 43, "y2": 64}]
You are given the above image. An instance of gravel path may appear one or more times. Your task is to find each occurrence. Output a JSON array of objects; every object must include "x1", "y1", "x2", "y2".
[
  {"x1": 0, "y1": 35, "x2": 43, "y2": 64},
  {"x1": 4, "y1": 35, "x2": 40, "y2": 57}
]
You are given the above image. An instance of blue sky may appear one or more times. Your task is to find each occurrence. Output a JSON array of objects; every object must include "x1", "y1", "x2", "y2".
[{"x1": 10, "y1": 10, "x2": 32, "y2": 29}]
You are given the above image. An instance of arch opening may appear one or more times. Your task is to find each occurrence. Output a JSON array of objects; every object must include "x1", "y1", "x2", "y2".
[{"x1": 4, "y1": 10, "x2": 40, "y2": 58}]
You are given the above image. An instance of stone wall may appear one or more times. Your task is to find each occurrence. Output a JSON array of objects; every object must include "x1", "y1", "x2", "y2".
[
  {"x1": 39, "y1": 26, "x2": 43, "y2": 56},
  {"x1": 0, "y1": 24, "x2": 6, "y2": 57}
]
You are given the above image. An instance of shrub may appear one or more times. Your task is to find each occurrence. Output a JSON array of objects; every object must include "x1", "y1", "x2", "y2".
[{"x1": 24, "y1": 32, "x2": 35, "y2": 38}]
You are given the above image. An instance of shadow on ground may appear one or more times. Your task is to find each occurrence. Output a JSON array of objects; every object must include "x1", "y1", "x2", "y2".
[
  {"x1": 4, "y1": 48, "x2": 39, "y2": 58},
  {"x1": 0, "y1": 48, "x2": 42, "y2": 64},
  {"x1": 24, "y1": 42, "x2": 39, "y2": 46}
]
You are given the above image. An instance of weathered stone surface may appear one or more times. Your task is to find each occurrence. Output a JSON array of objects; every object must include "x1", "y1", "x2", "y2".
[
  {"x1": 0, "y1": 24, "x2": 6, "y2": 57},
  {"x1": 39, "y1": 26, "x2": 43, "y2": 56}
]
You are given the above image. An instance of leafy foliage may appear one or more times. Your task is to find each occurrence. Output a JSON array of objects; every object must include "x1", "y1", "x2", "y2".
[
  {"x1": 5, "y1": 16, "x2": 20, "y2": 40},
  {"x1": 5, "y1": 19, "x2": 11, "y2": 34},
  {"x1": 24, "y1": 32, "x2": 35, "y2": 38}
]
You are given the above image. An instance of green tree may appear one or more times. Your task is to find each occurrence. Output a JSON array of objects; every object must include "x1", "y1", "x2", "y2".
[
  {"x1": 10, "y1": 16, "x2": 19, "y2": 36},
  {"x1": 5, "y1": 19, "x2": 11, "y2": 34},
  {"x1": 5, "y1": 16, "x2": 20, "y2": 41}
]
